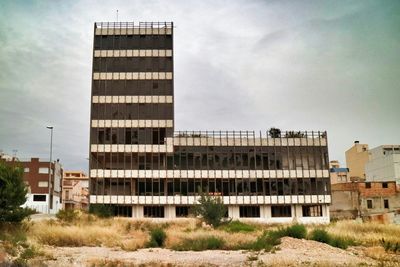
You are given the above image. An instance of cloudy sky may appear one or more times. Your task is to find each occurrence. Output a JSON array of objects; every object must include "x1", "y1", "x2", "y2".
[{"x1": 0, "y1": 0, "x2": 399, "y2": 172}]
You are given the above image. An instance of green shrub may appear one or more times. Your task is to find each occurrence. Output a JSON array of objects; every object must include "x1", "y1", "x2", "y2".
[
  {"x1": 173, "y1": 236, "x2": 225, "y2": 251},
  {"x1": 220, "y1": 220, "x2": 256, "y2": 233},
  {"x1": 310, "y1": 229, "x2": 331, "y2": 244},
  {"x1": 381, "y1": 238, "x2": 400, "y2": 253},
  {"x1": 89, "y1": 204, "x2": 113, "y2": 218},
  {"x1": 147, "y1": 228, "x2": 166, "y2": 247},
  {"x1": 56, "y1": 209, "x2": 78, "y2": 222},
  {"x1": 310, "y1": 228, "x2": 354, "y2": 249},
  {"x1": 238, "y1": 230, "x2": 281, "y2": 251},
  {"x1": 192, "y1": 190, "x2": 227, "y2": 227},
  {"x1": 329, "y1": 236, "x2": 353, "y2": 249},
  {"x1": 284, "y1": 224, "x2": 307, "y2": 239}
]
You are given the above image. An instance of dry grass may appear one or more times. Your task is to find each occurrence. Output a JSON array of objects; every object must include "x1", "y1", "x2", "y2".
[
  {"x1": 29, "y1": 215, "x2": 150, "y2": 249},
  {"x1": 25, "y1": 215, "x2": 400, "y2": 256},
  {"x1": 325, "y1": 220, "x2": 400, "y2": 246},
  {"x1": 163, "y1": 220, "x2": 260, "y2": 250}
]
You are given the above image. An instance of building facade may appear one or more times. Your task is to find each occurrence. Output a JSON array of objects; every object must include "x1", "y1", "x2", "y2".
[
  {"x1": 89, "y1": 22, "x2": 331, "y2": 223},
  {"x1": 345, "y1": 141, "x2": 369, "y2": 181},
  {"x1": 331, "y1": 181, "x2": 400, "y2": 223},
  {"x1": 329, "y1": 160, "x2": 349, "y2": 184},
  {"x1": 0, "y1": 155, "x2": 63, "y2": 214},
  {"x1": 365, "y1": 145, "x2": 400, "y2": 185},
  {"x1": 62, "y1": 171, "x2": 89, "y2": 210}
]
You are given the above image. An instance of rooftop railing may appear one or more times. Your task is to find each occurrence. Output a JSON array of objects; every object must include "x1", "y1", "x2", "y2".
[
  {"x1": 173, "y1": 130, "x2": 327, "y2": 139},
  {"x1": 95, "y1": 22, "x2": 173, "y2": 29}
]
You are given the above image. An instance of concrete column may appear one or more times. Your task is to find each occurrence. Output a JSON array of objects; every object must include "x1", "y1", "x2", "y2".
[
  {"x1": 165, "y1": 205, "x2": 175, "y2": 219},
  {"x1": 132, "y1": 205, "x2": 143, "y2": 218},
  {"x1": 228, "y1": 205, "x2": 240, "y2": 219},
  {"x1": 294, "y1": 205, "x2": 303, "y2": 220},
  {"x1": 264, "y1": 205, "x2": 271, "y2": 219}
]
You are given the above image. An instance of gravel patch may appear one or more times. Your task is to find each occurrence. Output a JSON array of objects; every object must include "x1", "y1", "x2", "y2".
[{"x1": 41, "y1": 237, "x2": 379, "y2": 266}]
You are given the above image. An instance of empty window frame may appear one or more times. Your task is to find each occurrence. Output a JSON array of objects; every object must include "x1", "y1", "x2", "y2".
[
  {"x1": 38, "y1": 181, "x2": 49, "y2": 188},
  {"x1": 33, "y1": 195, "x2": 46, "y2": 202},
  {"x1": 384, "y1": 199, "x2": 389, "y2": 209},
  {"x1": 39, "y1": 167, "x2": 49, "y2": 174},
  {"x1": 113, "y1": 205, "x2": 132, "y2": 217},
  {"x1": 144, "y1": 206, "x2": 165, "y2": 218},
  {"x1": 271, "y1": 205, "x2": 292, "y2": 217},
  {"x1": 176, "y1": 206, "x2": 190, "y2": 217},
  {"x1": 239, "y1": 206, "x2": 260, "y2": 218},
  {"x1": 365, "y1": 182, "x2": 371, "y2": 189},
  {"x1": 382, "y1": 182, "x2": 388, "y2": 188},
  {"x1": 302, "y1": 205, "x2": 323, "y2": 217},
  {"x1": 367, "y1": 199, "x2": 373, "y2": 209}
]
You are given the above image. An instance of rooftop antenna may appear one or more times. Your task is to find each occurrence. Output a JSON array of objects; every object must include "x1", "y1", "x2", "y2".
[{"x1": 116, "y1": 10, "x2": 119, "y2": 22}]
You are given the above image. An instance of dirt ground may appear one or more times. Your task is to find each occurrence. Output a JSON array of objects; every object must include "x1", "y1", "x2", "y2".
[{"x1": 34, "y1": 237, "x2": 400, "y2": 267}]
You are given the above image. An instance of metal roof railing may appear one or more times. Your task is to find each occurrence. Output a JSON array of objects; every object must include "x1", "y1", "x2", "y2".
[
  {"x1": 173, "y1": 130, "x2": 327, "y2": 139},
  {"x1": 95, "y1": 21, "x2": 173, "y2": 29}
]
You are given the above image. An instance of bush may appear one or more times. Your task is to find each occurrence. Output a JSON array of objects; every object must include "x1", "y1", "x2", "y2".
[
  {"x1": 310, "y1": 229, "x2": 330, "y2": 244},
  {"x1": 89, "y1": 204, "x2": 113, "y2": 218},
  {"x1": 56, "y1": 209, "x2": 78, "y2": 222},
  {"x1": 220, "y1": 220, "x2": 256, "y2": 233},
  {"x1": 147, "y1": 228, "x2": 166, "y2": 247},
  {"x1": 381, "y1": 238, "x2": 400, "y2": 253},
  {"x1": 284, "y1": 224, "x2": 307, "y2": 239},
  {"x1": 192, "y1": 190, "x2": 227, "y2": 227},
  {"x1": 173, "y1": 236, "x2": 225, "y2": 251},
  {"x1": 329, "y1": 236, "x2": 354, "y2": 249},
  {"x1": 240, "y1": 230, "x2": 282, "y2": 251},
  {"x1": 310, "y1": 228, "x2": 354, "y2": 249}
]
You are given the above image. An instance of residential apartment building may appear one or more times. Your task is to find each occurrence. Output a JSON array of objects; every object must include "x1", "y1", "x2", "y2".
[
  {"x1": 62, "y1": 171, "x2": 89, "y2": 210},
  {"x1": 89, "y1": 22, "x2": 331, "y2": 223},
  {"x1": 331, "y1": 181, "x2": 400, "y2": 222},
  {"x1": 329, "y1": 160, "x2": 349, "y2": 184},
  {"x1": 345, "y1": 141, "x2": 369, "y2": 181},
  {"x1": 365, "y1": 145, "x2": 400, "y2": 185},
  {"x1": 0, "y1": 155, "x2": 63, "y2": 214}
]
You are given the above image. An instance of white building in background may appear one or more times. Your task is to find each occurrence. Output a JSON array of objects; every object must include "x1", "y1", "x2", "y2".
[{"x1": 366, "y1": 145, "x2": 400, "y2": 185}]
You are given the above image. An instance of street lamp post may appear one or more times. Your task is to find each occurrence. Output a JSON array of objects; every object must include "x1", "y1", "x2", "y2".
[{"x1": 47, "y1": 126, "x2": 53, "y2": 214}]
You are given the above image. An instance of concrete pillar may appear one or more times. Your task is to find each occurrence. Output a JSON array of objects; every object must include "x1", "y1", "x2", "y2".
[
  {"x1": 132, "y1": 205, "x2": 143, "y2": 218},
  {"x1": 165, "y1": 205, "x2": 175, "y2": 219},
  {"x1": 294, "y1": 205, "x2": 303, "y2": 220},
  {"x1": 264, "y1": 205, "x2": 271, "y2": 219},
  {"x1": 228, "y1": 205, "x2": 240, "y2": 219}
]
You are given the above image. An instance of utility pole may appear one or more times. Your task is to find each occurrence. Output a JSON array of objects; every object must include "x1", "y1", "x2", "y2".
[{"x1": 47, "y1": 126, "x2": 53, "y2": 214}]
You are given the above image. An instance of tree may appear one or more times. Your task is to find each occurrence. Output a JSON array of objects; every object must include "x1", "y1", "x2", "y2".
[
  {"x1": 192, "y1": 189, "x2": 227, "y2": 227},
  {"x1": 268, "y1": 128, "x2": 281, "y2": 138},
  {"x1": 0, "y1": 161, "x2": 34, "y2": 222}
]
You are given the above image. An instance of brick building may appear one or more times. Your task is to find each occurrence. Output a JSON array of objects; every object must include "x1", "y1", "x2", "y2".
[
  {"x1": 331, "y1": 181, "x2": 400, "y2": 222},
  {"x1": 0, "y1": 154, "x2": 63, "y2": 214}
]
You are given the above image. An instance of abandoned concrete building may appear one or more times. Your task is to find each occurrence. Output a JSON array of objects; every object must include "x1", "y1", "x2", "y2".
[
  {"x1": 89, "y1": 22, "x2": 331, "y2": 223},
  {"x1": 331, "y1": 181, "x2": 400, "y2": 223}
]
